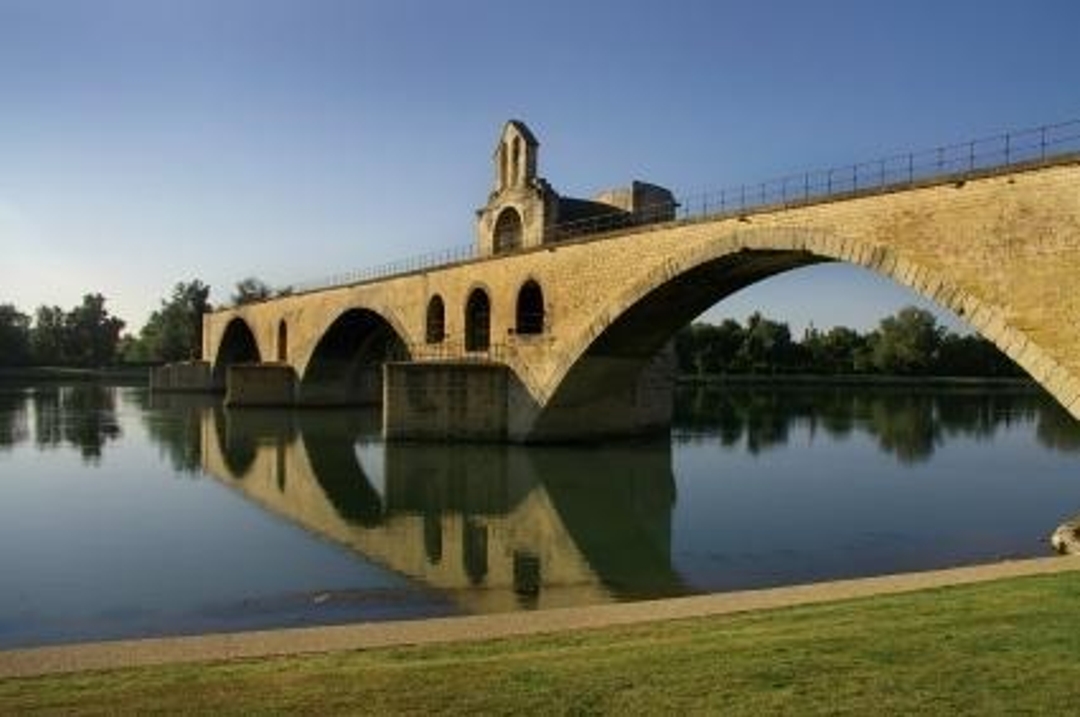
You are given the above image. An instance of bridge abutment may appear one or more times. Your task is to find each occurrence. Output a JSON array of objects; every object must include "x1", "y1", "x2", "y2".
[
  {"x1": 383, "y1": 362, "x2": 509, "y2": 441},
  {"x1": 383, "y1": 350, "x2": 675, "y2": 443},
  {"x1": 224, "y1": 363, "x2": 298, "y2": 407},
  {"x1": 149, "y1": 361, "x2": 216, "y2": 393}
]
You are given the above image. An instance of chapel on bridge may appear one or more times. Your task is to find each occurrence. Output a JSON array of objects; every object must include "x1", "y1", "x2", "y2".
[{"x1": 475, "y1": 120, "x2": 677, "y2": 256}]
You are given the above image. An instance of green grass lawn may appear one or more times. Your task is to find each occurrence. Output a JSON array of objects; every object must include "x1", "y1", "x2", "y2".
[{"x1": 4, "y1": 572, "x2": 1080, "y2": 715}]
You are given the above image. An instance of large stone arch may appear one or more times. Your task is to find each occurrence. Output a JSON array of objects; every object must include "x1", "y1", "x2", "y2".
[
  {"x1": 298, "y1": 307, "x2": 410, "y2": 406},
  {"x1": 212, "y1": 317, "x2": 262, "y2": 389},
  {"x1": 527, "y1": 225, "x2": 1078, "y2": 440}
]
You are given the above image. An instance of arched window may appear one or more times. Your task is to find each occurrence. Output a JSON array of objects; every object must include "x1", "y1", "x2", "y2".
[
  {"x1": 516, "y1": 280, "x2": 544, "y2": 335},
  {"x1": 511, "y1": 137, "x2": 521, "y2": 186},
  {"x1": 494, "y1": 207, "x2": 523, "y2": 254},
  {"x1": 426, "y1": 295, "x2": 445, "y2": 344},
  {"x1": 465, "y1": 289, "x2": 491, "y2": 352},
  {"x1": 498, "y1": 144, "x2": 508, "y2": 190},
  {"x1": 277, "y1": 320, "x2": 288, "y2": 361}
]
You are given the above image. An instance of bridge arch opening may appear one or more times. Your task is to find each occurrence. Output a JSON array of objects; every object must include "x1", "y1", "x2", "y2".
[
  {"x1": 465, "y1": 289, "x2": 491, "y2": 352},
  {"x1": 534, "y1": 229, "x2": 1077, "y2": 441},
  {"x1": 494, "y1": 207, "x2": 523, "y2": 254},
  {"x1": 516, "y1": 280, "x2": 545, "y2": 335},
  {"x1": 213, "y1": 318, "x2": 261, "y2": 389},
  {"x1": 299, "y1": 308, "x2": 408, "y2": 406},
  {"x1": 426, "y1": 295, "x2": 446, "y2": 344},
  {"x1": 530, "y1": 248, "x2": 843, "y2": 440}
]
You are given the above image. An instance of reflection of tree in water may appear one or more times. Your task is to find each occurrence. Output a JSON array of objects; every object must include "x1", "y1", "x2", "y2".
[
  {"x1": 860, "y1": 393, "x2": 940, "y2": 465},
  {"x1": 140, "y1": 393, "x2": 214, "y2": 475},
  {"x1": 1036, "y1": 402, "x2": 1080, "y2": 452},
  {"x1": 0, "y1": 388, "x2": 29, "y2": 449},
  {"x1": 32, "y1": 384, "x2": 121, "y2": 462},
  {"x1": 675, "y1": 383, "x2": 1075, "y2": 463}
]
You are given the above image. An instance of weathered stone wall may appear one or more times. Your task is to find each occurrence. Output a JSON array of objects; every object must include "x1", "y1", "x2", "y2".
[
  {"x1": 383, "y1": 362, "x2": 509, "y2": 441},
  {"x1": 204, "y1": 159, "x2": 1080, "y2": 432},
  {"x1": 150, "y1": 361, "x2": 214, "y2": 392},
  {"x1": 225, "y1": 363, "x2": 297, "y2": 407}
]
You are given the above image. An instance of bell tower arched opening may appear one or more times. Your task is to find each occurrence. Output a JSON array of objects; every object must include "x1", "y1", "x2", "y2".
[{"x1": 494, "y1": 208, "x2": 523, "y2": 254}]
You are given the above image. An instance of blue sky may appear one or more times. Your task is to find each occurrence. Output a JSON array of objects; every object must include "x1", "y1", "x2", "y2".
[{"x1": 1, "y1": 0, "x2": 1078, "y2": 334}]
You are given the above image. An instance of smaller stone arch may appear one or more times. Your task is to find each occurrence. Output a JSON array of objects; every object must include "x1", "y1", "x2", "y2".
[
  {"x1": 494, "y1": 207, "x2": 523, "y2": 254},
  {"x1": 426, "y1": 295, "x2": 446, "y2": 344},
  {"x1": 213, "y1": 318, "x2": 261, "y2": 388},
  {"x1": 516, "y1": 279, "x2": 545, "y2": 335},
  {"x1": 277, "y1": 319, "x2": 288, "y2": 362},
  {"x1": 465, "y1": 288, "x2": 491, "y2": 352}
]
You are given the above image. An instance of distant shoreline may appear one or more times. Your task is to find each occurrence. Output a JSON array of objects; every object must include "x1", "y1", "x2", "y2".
[
  {"x1": 0, "y1": 366, "x2": 151, "y2": 384},
  {"x1": 677, "y1": 373, "x2": 1037, "y2": 389}
]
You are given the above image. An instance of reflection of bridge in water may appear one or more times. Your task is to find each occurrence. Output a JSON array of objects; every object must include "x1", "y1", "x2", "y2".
[{"x1": 197, "y1": 403, "x2": 681, "y2": 613}]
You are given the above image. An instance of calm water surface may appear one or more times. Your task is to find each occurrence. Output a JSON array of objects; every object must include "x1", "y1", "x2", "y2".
[{"x1": 1, "y1": 381, "x2": 1079, "y2": 648}]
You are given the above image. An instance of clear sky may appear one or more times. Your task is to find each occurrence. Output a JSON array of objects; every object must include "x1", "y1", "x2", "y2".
[{"x1": 2, "y1": 0, "x2": 1078, "y2": 335}]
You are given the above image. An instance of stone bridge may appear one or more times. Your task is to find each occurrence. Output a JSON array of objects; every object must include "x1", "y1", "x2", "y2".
[{"x1": 189, "y1": 120, "x2": 1080, "y2": 442}]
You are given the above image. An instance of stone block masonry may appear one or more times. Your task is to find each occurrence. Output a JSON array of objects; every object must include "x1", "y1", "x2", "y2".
[
  {"x1": 225, "y1": 363, "x2": 298, "y2": 407},
  {"x1": 383, "y1": 362, "x2": 509, "y2": 441}
]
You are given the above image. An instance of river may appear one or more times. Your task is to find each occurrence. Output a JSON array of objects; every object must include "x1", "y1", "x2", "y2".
[{"x1": 1, "y1": 380, "x2": 1078, "y2": 648}]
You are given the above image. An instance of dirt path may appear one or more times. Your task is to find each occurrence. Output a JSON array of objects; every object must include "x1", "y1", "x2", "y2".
[{"x1": 3, "y1": 556, "x2": 1079, "y2": 679}]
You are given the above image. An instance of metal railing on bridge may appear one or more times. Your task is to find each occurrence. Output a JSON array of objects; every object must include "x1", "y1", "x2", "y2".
[{"x1": 236, "y1": 118, "x2": 1080, "y2": 304}]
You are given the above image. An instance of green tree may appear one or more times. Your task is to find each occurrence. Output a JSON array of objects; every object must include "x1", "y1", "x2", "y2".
[
  {"x1": 869, "y1": 306, "x2": 943, "y2": 375},
  {"x1": 818, "y1": 326, "x2": 866, "y2": 374},
  {"x1": 63, "y1": 293, "x2": 125, "y2": 367},
  {"x1": 135, "y1": 280, "x2": 211, "y2": 361},
  {"x1": 31, "y1": 305, "x2": 68, "y2": 365},
  {"x1": 738, "y1": 312, "x2": 794, "y2": 373},
  {"x1": 233, "y1": 277, "x2": 271, "y2": 305},
  {"x1": 0, "y1": 304, "x2": 31, "y2": 365},
  {"x1": 937, "y1": 334, "x2": 1020, "y2": 377}
]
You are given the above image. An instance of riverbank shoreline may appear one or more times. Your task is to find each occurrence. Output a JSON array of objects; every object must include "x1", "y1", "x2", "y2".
[
  {"x1": 677, "y1": 373, "x2": 1036, "y2": 388},
  {"x1": 3, "y1": 555, "x2": 1078, "y2": 679},
  {"x1": 0, "y1": 366, "x2": 150, "y2": 384}
]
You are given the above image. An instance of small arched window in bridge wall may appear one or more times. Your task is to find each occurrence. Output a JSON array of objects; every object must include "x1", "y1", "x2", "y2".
[
  {"x1": 516, "y1": 280, "x2": 544, "y2": 335},
  {"x1": 465, "y1": 289, "x2": 491, "y2": 352},
  {"x1": 277, "y1": 320, "x2": 288, "y2": 362},
  {"x1": 426, "y1": 295, "x2": 446, "y2": 344}
]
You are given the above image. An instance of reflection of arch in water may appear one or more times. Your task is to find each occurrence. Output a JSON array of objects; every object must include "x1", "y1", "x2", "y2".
[
  {"x1": 198, "y1": 408, "x2": 683, "y2": 612},
  {"x1": 536, "y1": 441, "x2": 681, "y2": 598},
  {"x1": 383, "y1": 440, "x2": 682, "y2": 601},
  {"x1": 301, "y1": 428, "x2": 385, "y2": 527},
  {"x1": 210, "y1": 406, "x2": 296, "y2": 478}
]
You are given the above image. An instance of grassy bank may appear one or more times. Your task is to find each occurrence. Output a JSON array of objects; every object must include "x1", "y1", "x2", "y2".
[{"x1": 4, "y1": 571, "x2": 1080, "y2": 714}]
